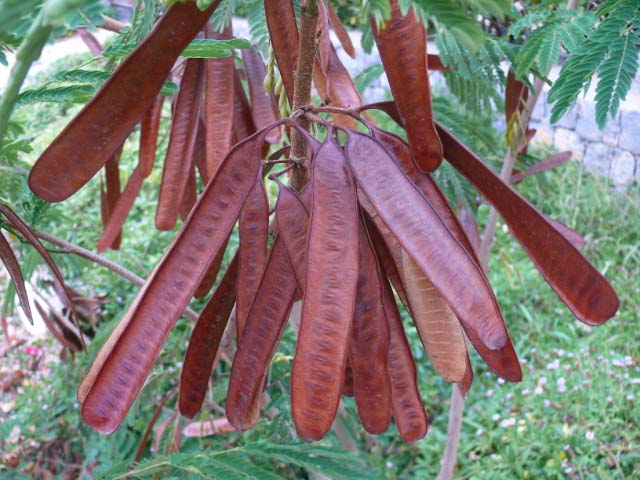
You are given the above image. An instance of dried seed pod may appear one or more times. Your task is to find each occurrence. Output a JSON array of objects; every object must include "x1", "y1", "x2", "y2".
[
  {"x1": 236, "y1": 171, "x2": 269, "y2": 338},
  {"x1": 291, "y1": 136, "x2": 359, "y2": 440},
  {"x1": 226, "y1": 237, "x2": 298, "y2": 429},
  {"x1": 437, "y1": 124, "x2": 619, "y2": 326},
  {"x1": 326, "y1": 0, "x2": 355, "y2": 58},
  {"x1": 29, "y1": 1, "x2": 220, "y2": 202},
  {"x1": 345, "y1": 130, "x2": 507, "y2": 350},
  {"x1": 193, "y1": 234, "x2": 230, "y2": 299},
  {"x1": 349, "y1": 217, "x2": 391, "y2": 434},
  {"x1": 242, "y1": 47, "x2": 282, "y2": 144},
  {"x1": 274, "y1": 182, "x2": 310, "y2": 292},
  {"x1": 264, "y1": 0, "x2": 299, "y2": 102},
  {"x1": 101, "y1": 147, "x2": 123, "y2": 250},
  {"x1": 233, "y1": 68, "x2": 257, "y2": 141},
  {"x1": 379, "y1": 267, "x2": 428, "y2": 443},
  {"x1": 401, "y1": 250, "x2": 468, "y2": 383},
  {"x1": 0, "y1": 232, "x2": 32, "y2": 324},
  {"x1": 139, "y1": 94, "x2": 164, "y2": 178},
  {"x1": 179, "y1": 254, "x2": 239, "y2": 418},
  {"x1": 371, "y1": 0, "x2": 442, "y2": 173},
  {"x1": 179, "y1": 162, "x2": 197, "y2": 221},
  {"x1": 156, "y1": 58, "x2": 205, "y2": 231},
  {"x1": 204, "y1": 23, "x2": 235, "y2": 180},
  {"x1": 79, "y1": 128, "x2": 271, "y2": 434},
  {"x1": 343, "y1": 359, "x2": 354, "y2": 397}
]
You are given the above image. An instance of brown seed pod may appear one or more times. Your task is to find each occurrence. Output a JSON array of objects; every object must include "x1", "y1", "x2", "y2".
[
  {"x1": 371, "y1": 0, "x2": 442, "y2": 173},
  {"x1": 365, "y1": 124, "x2": 521, "y2": 381},
  {"x1": 326, "y1": 0, "x2": 356, "y2": 58},
  {"x1": 232, "y1": 68, "x2": 258, "y2": 141},
  {"x1": 79, "y1": 127, "x2": 271, "y2": 434},
  {"x1": 274, "y1": 182, "x2": 310, "y2": 293},
  {"x1": 0, "y1": 232, "x2": 32, "y2": 324},
  {"x1": 226, "y1": 237, "x2": 298, "y2": 430},
  {"x1": 342, "y1": 359, "x2": 355, "y2": 397},
  {"x1": 204, "y1": 23, "x2": 235, "y2": 180},
  {"x1": 179, "y1": 162, "x2": 197, "y2": 221},
  {"x1": 236, "y1": 171, "x2": 269, "y2": 338},
  {"x1": 101, "y1": 146, "x2": 123, "y2": 250},
  {"x1": 193, "y1": 234, "x2": 230, "y2": 299},
  {"x1": 349, "y1": 216, "x2": 391, "y2": 434},
  {"x1": 28, "y1": 1, "x2": 220, "y2": 202},
  {"x1": 242, "y1": 47, "x2": 282, "y2": 144},
  {"x1": 379, "y1": 266, "x2": 428, "y2": 443},
  {"x1": 345, "y1": 130, "x2": 507, "y2": 350},
  {"x1": 291, "y1": 136, "x2": 359, "y2": 440},
  {"x1": 264, "y1": 0, "x2": 299, "y2": 102},
  {"x1": 139, "y1": 94, "x2": 164, "y2": 178},
  {"x1": 156, "y1": 58, "x2": 205, "y2": 231},
  {"x1": 437, "y1": 124, "x2": 619, "y2": 326},
  {"x1": 179, "y1": 254, "x2": 239, "y2": 418}
]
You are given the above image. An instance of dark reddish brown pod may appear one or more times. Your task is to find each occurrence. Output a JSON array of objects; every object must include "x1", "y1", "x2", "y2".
[
  {"x1": 226, "y1": 237, "x2": 298, "y2": 430},
  {"x1": 29, "y1": 1, "x2": 220, "y2": 202},
  {"x1": 204, "y1": 23, "x2": 235, "y2": 180},
  {"x1": 345, "y1": 130, "x2": 507, "y2": 351},
  {"x1": 236, "y1": 171, "x2": 269, "y2": 338},
  {"x1": 139, "y1": 94, "x2": 164, "y2": 178},
  {"x1": 380, "y1": 270, "x2": 428, "y2": 443},
  {"x1": 349, "y1": 217, "x2": 391, "y2": 434},
  {"x1": 156, "y1": 58, "x2": 205, "y2": 231},
  {"x1": 264, "y1": 0, "x2": 299, "y2": 102},
  {"x1": 291, "y1": 136, "x2": 359, "y2": 440},
  {"x1": 437, "y1": 123, "x2": 619, "y2": 326},
  {"x1": 179, "y1": 254, "x2": 239, "y2": 418},
  {"x1": 371, "y1": 0, "x2": 442, "y2": 172},
  {"x1": 242, "y1": 47, "x2": 281, "y2": 144},
  {"x1": 79, "y1": 127, "x2": 272, "y2": 435}
]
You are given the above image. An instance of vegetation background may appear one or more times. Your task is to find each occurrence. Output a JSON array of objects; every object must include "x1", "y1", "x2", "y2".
[{"x1": 0, "y1": 0, "x2": 639, "y2": 478}]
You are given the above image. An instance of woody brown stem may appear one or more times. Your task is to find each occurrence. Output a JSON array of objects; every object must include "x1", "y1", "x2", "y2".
[{"x1": 289, "y1": 0, "x2": 318, "y2": 191}]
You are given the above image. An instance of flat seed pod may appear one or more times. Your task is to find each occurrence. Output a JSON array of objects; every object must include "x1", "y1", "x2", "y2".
[
  {"x1": 242, "y1": 47, "x2": 281, "y2": 144},
  {"x1": 326, "y1": 0, "x2": 355, "y2": 58},
  {"x1": 97, "y1": 168, "x2": 144, "y2": 253},
  {"x1": 193, "y1": 234, "x2": 230, "y2": 299},
  {"x1": 226, "y1": 237, "x2": 298, "y2": 430},
  {"x1": 79, "y1": 128, "x2": 269, "y2": 434},
  {"x1": 427, "y1": 54, "x2": 448, "y2": 71},
  {"x1": 349, "y1": 217, "x2": 391, "y2": 434},
  {"x1": 371, "y1": 0, "x2": 442, "y2": 173},
  {"x1": 437, "y1": 124, "x2": 619, "y2": 326},
  {"x1": 139, "y1": 94, "x2": 164, "y2": 178},
  {"x1": 28, "y1": 1, "x2": 220, "y2": 202},
  {"x1": 101, "y1": 148, "x2": 123, "y2": 250},
  {"x1": 264, "y1": 0, "x2": 299, "y2": 102},
  {"x1": 233, "y1": 69, "x2": 257, "y2": 141},
  {"x1": 366, "y1": 125, "x2": 521, "y2": 381},
  {"x1": 505, "y1": 69, "x2": 529, "y2": 127},
  {"x1": 291, "y1": 136, "x2": 359, "y2": 440},
  {"x1": 204, "y1": 23, "x2": 235, "y2": 180},
  {"x1": 401, "y1": 250, "x2": 467, "y2": 383},
  {"x1": 275, "y1": 183, "x2": 310, "y2": 293},
  {"x1": 380, "y1": 270, "x2": 428, "y2": 443},
  {"x1": 0, "y1": 232, "x2": 32, "y2": 324},
  {"x1": 179, "y1": 254, "x2": 239, "y2": 418},
  {"x1": 458, "y1": 356, "x2": 474, "y2": 398},
  {"x1": 345, "y1": 131, "x2": 507, "y2": 350},
  {"x1": 236, "y1": 172, "x2": 269, "y2": 338},
  {"x1": 156, "y1": 58, "x2": 204, "y2": 231},
  {"x1": 193, "y1": 117, "x2": 208, "y2": 182},
  {"x1": 179, "y1": 162, "x2": 197, "y2": 221}
]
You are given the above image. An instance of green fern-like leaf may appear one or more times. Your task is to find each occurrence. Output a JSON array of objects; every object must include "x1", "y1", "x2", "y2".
[
  {"x1": 16, "y1": 84, "x2": 97, "y2": 105},
  {"x1": 549, "y1": 0, "x2": 640, "y2": 127},
  {"x1": 210, "y1": 0, "x2": 237, "y2": 32},
  {"x1": 594, "y1": 29, "x2": 640, "y2": 128}
]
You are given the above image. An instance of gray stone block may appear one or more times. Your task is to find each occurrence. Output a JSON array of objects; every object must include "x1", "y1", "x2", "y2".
[
  {"x1": 554, "y1": 128, "x2": 585, "y2": 162},
  {"x1": 620, "y1": 111, "x2": 640, "y2": 154},
  {"x1": 576, "y1": 102, "x2": 602, "y2": 142},
  {"x1": 609, "y1": 151, "x2": 636, "y2": 187},
  {"x1": 556, "y1": 106, "x2": 577, "y2": 129},
  {"x1": 583, "y1": 143, "x2": 612, "y2": 178}
]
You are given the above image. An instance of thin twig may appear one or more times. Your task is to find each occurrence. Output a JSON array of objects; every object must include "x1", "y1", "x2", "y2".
[{"x1": 33, "y1": 230, "x2": 200, "y2": 323}]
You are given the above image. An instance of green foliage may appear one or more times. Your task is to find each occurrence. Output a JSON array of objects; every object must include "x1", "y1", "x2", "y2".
[{"x1": 548, "y1": 0, "x2": 640, "y2": 128}]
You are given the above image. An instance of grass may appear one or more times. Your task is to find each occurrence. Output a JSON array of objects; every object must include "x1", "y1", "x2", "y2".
[{"x1": 1, "y1": 53, "x2": 639, "y2": 479}]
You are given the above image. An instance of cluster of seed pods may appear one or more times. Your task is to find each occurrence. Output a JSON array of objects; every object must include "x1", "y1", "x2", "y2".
[{"x1": 26, "y1": 0, "x2": 618, "y2": 441}]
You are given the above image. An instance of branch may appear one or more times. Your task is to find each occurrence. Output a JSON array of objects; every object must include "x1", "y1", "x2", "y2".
[
  {"x1": 289, "y1": 0, "x2": 319, "y2": 191},
  {"x1": 33, "y1": 230, "x2": 200, "y2": 323}
]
